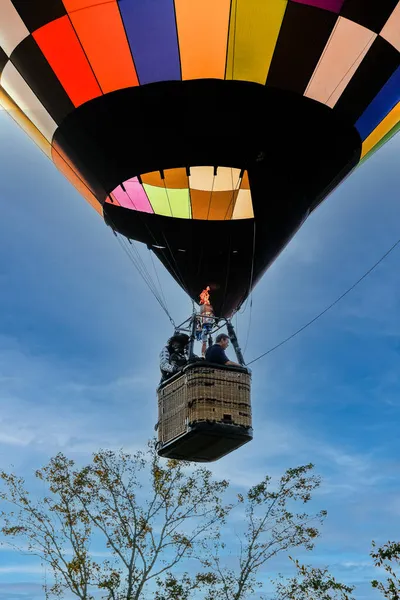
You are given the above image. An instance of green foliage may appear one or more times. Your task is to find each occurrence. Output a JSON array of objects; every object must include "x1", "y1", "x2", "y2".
[
  {"x1": 371, "y1": 540, "x2": 400, "y2": 600},
  {"x1": 273, "y1": 557, "x2": 355, "y2": 600},
  {"x1": 198, "y1": 463, "x2": 329, "y2": 600}
]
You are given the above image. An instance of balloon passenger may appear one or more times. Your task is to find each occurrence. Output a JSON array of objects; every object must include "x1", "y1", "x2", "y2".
[
  {"x1": 197, "y1": 303, "x2": 215, "y2": 357},
  {"x1": 205, "y1": 333, "x2": 241, "y2": 367},
  {"x1": 159, "y1": 333, "x2": 190, "y2": 382}
]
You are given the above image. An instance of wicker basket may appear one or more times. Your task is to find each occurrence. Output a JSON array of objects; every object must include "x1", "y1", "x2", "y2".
[{"x1": 157, "y1": 362, "x2": 252, "y2": 462}]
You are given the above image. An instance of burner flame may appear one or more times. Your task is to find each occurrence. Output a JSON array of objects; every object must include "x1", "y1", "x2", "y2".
[{"x1": 199, "y1": 286, "x2": 211, "y2": 305}]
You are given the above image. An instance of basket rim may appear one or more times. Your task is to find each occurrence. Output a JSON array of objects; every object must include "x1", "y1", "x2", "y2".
[{"x1": 158, "y1": 361, "x2": 250, "y2": 391}]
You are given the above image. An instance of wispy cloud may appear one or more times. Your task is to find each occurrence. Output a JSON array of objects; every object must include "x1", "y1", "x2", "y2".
[{"x1": 0, "y1": 566, "x2": 43, "y2": 575}]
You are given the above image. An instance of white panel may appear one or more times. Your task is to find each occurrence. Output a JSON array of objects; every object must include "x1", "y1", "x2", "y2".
[
  {"x1": 189, "y1": 166, "x2": 214, "y2": 191},
  {"x1": 232, "y1": 189, "x2": 254, "y2": 219},
  {"x1": 2, "y1": 62, "x2": 57, "y2": 141},
  {"x1": 213, "y1": 167, "x2": 241, "y2": 191},
  {"x1": 0, "y1": 0, "x2": 29, "y2": 56},
  {"x1": 305, "y1": 17, "x2": 376, "y2": 108}
]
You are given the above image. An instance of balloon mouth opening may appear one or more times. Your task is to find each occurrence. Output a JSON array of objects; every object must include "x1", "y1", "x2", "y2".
[{"x1": 106, "y1": 166, "x2": 255, "y2": 222}]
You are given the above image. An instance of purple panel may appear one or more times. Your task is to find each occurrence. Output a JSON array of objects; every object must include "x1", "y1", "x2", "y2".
[
  {"x1": 291, "y1": 0, "x2": 345, "y2": 13},
  {"x1": 118, "y1": 0, "x2": 181, "y2": 85},
  {"x1": 112, "y1": 178, "x2": 153, "y2": 212}
]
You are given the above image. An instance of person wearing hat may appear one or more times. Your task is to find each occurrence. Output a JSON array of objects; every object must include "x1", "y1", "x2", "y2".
[{"x1": 159, "y1": 333, "x2": 190, "y2": 382}]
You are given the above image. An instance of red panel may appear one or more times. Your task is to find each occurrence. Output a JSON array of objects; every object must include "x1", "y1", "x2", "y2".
[
  {"x1": 68, "y1": 2, "x2": 139, "y2": 93},
  {"x1": 33, "y1": 15, "x2": 102, "y2": 107}
]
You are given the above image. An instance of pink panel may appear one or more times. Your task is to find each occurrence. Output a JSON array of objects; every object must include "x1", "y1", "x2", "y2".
[
  {"x1": 291, "y1": 0, "x2": 345, "y2": 13},
  {"x1": 112, "y1": 178, "x2": 153, "y2": 212}
]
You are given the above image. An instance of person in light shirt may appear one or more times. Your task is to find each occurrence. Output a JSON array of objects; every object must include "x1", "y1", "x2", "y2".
[
  {"x1": 159, "y1": 333, "x2": 190, "y2": 382},
  {"x1": 199, "y1": 303, "x2": 215, "y2": 357}
]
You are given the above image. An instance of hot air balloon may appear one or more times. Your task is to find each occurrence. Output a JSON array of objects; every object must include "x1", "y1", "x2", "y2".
[{"x1": 1, "y1": 0, "x2": 399, "y2": 460}]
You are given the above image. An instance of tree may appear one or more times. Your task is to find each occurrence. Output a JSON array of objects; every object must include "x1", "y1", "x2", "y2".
[
  {"x1": 0, "y1": 443, "x2": 228, "y2": 600},
  {"x1": 199, "y1": 464, "x2": 331, "y2": 600},
  {"x1": 273, "y1": 558, "x2": 355, "y2": 600},
  {"x1": 371, "y1": 540, "x2": 400, "y2": 600},
  {"x1": 0, "y1": 442, "x2": 348, "y2": 600}
]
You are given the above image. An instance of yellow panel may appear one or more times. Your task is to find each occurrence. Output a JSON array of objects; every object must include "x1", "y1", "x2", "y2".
[
  {"x1": 381, "y1": 2, "x2": 400, "y2": 52},
  {"x1": 305, "y1": 18, "x2": 376, "y2": 108},
  {"x1": 175, "y1": 0, "x2": 231, "y2": 79},
  {"x1": 144, "y1": 183, "x2": 172, "y2": 217},
  {"x1": 361, "y1": 102, "x2": 400, "y2": 158},
  {"x1": 214, "y1": 167, "x2": 241, "y2": 191},
  {"x1": 232, "y1": 188, "x2": 254, "y2": 219},
  {"x1": 226, "y1": 0, "x2": 287, "y2": 84},
  {"x1": 168, "y1": 188, "x2": 191, "y2": 218},
  {"x1": 0, "y1": 87, "x2": 52, "y2": 158},
  {"x1": 189, "y1": 166, "x2": 214, "y2": 190}
]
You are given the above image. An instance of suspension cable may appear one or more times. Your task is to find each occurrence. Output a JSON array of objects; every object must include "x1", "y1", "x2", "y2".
[
  {"x1": 148, "y1": 246, "x2": 169, "y2": 310},
  {"x1": 242, "y1": 220, "x2": 257, "y2": 355},
  {"x1": 116, "y1": 235, "x2": 166, "y2": 308},
  {"x1": 247, "y1": 234, "x2": 400, "y2": 366},
  {"x1": 113, "y1": 232, "x2": 176, "y2": 327},
  {"x1": 3, "y1": 97, "x2": 184, "y2": 328}
]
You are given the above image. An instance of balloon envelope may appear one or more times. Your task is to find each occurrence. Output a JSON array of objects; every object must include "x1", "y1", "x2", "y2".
[{"x1": 0, "y1": 0, "x2": 399, "y2": 316}]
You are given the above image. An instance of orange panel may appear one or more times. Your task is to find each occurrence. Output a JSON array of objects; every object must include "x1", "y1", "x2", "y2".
[
  {"x1": 68, "y1": 2, "x2": 138, "y2": 93},
  {"x1": 33, "y1": 16, "x2": 102, "y2": 107},
  {"x1": 191, "y1": 189, "x2": 238, "y2": 219},
  {"x1": 240, "y1": 171, "x2": 250, "y2": 189},
  {"x1": 52, "y1": 143, "x2": 102, "y2": 215},
  {"x1": 208, "y1": 190, "x2": 238, "y2": 220},
  {"x1": 191, "y1": 189, "x2": 212, "y2": 219},
  {"x1": 107, "y1": 193, "x2": 121, "y2": 206},
  {"x1": 142, "y1": 169, "x2": 189, "y2": 188},
  {"x1": 141, "y1": 171, "x2": 163, "y2": 187},
  {"x1": 164, "y1": 168, "x2": 189, "y2": 189},
  {"x1": 175, "y1": 0, "x2": 231, "y2": 79}
]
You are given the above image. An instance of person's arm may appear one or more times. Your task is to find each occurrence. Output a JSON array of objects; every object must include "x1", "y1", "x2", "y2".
[
  {"x1": 220, "y1": 348, "x2": 241, "y2": 367},
  {"x1": 225, "y1": 360, "x2": 241, "y2": 367},
  {"x1": 159, "y1": 347, "x2": 176, "y2": 373}
]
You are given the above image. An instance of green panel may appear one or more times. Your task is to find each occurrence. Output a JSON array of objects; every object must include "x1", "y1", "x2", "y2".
[
  {"x1": 168, "y1": 188, "x2": 191, "y2": 219},
  {"x1": 143, "y1": 183, "x2": 172, "y2": 217}
]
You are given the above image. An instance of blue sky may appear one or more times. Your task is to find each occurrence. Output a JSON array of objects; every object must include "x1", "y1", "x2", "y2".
[{"x1": 0, "y1": 109, "x2": 399, "y2": 599}]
